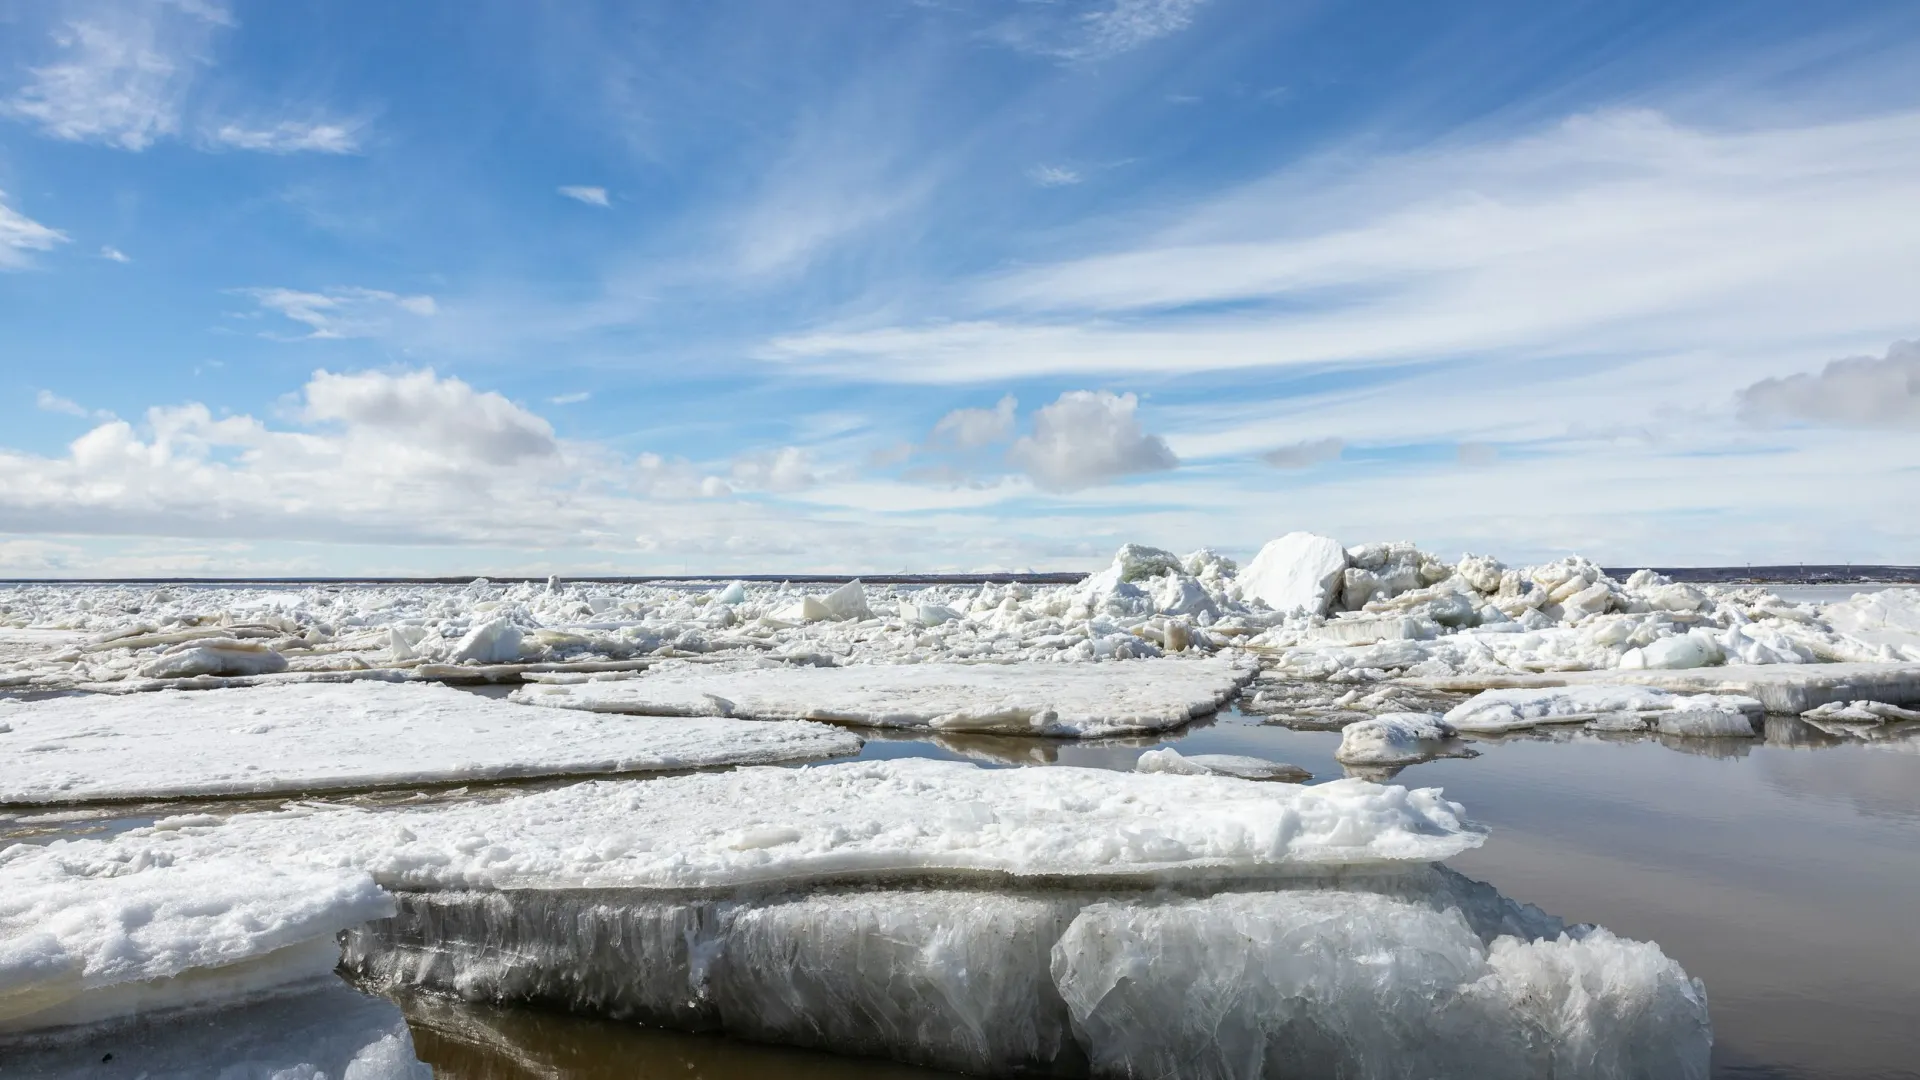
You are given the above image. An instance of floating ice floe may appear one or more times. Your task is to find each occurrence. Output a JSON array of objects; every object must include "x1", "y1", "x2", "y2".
[
  {"x1": 1336, "y1": 712, "x2": 1463, "y2": 766},
  {"x1": 1412, "y1": 661, "x2": 1920, "y2": 716},
  {"x1": 1445, "y1": 686, "x2": 1761, "y2": 736},
  {"x1": 1132, "y1": 747, "x2": 1310, "y2": 782},
  {"x1": 0, "y1": 681, "x2": 862, "y2": 804},
  {"x1": 509, "y1": 656, "x2": 1253, "y2": 737},
  {"x1": 1801, "y1": 699, "x2": 1920, "y2": 724}
]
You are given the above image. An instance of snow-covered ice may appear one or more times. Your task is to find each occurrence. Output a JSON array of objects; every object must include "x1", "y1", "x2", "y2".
[
  {"x1": 509, "y1": 656, "x2": 1253, "y2": 737},
  {"x1": 1240, "y1": 531, "x2": 1350, "y2": 615},
  {"x1": 1802, "y1": 699, "x2": 1920, "y2": 724},
  {"x1": 0, "y1": 681, "x2": 862, "y2": 804},
  {"x1": 1133, "y1": 747, "x2": 1311, "y2": 782},
  {"x1": 1336, "y1": 712, "x2": 1461, "y2": 765},
  {"x1": 1445, "y1": 685, "x2": 1761, "y2": 736}
]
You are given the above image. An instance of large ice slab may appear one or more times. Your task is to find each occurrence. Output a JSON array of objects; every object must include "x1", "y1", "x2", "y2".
[
  {"x1": 1239, "y1": 531, "x2": 1349, "y2": 615},
  {"x1": 44, "y1": 759, "x2": 1486, "y2": 892},
  {"x1": 0, "y1": 681, "x2": 862, "y2": 805},
  {"x1": 0, "y1": 842, "x2": 391, "y2": 1035},
  {"x1": 509, "y1": 656, "x2": 1253, "y2": 737},
  {"x1": 1445, "y1": 685, "x2": 1761, "y2": 736},
  {"x1": 1406, "y1": 661, "x2": 1920, "y2": 714}
]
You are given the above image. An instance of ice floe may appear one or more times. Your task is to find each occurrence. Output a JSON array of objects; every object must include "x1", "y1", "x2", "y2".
[
  {"x1": 508, "y1": 655, "x2": 1252, "y2": 737},
  {"x1": 1336, "y1": 712, "x2": 1463, "y2": 766},
  {"x1": 1444, "y1": 686, "x2": 1761, "y2": 736},
  {"x1": 0, "y1": 681, "x2": 862, "y2": 804},
  {"x1": 1133, "y1": 747, "x2": 1311, "y2": 782}
]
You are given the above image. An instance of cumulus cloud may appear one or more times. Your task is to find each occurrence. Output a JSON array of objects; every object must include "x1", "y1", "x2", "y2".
[
  {"x1": 558, "y1": 185, "x2": 611, "y2": 207},
  {"x1": 302, "y1": 369, "x2": 557, "y2": 467},
  {"x1": 236, "y1": 286, "x2": 437, "y2": 340},
  {"x1": 1738, "y1": 341, "x2": 1920, "y2": 429},
  {"x1": 0, "y1": 191, "x2": 69, "y2": 269},
  {"x1": 1007, "y1": 390, "x2": 1177, "y2": 491},
  {"x1": 930, "y1": 395, "x2": 1017, "y2": 450},
  {"x1": 209, "y1": 119, "x2": 361, "y2": 154},
  {"x1": 730, "y1": 446, "x2": 817, "y2": 493},
  {"x1": 1261, "y1": 436, "x2": 1343, "y2": 468}
]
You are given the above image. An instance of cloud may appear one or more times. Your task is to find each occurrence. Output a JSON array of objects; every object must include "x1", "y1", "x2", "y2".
[
  {"x1": 99, "y1": 245, "x2": 131, "y2": 263},
  {"x1": 558, "y1": 185, "x2": 611, "y2": 207},
  {"x1": 0, "y1": 191, "x2": 68, "y2": 269},
  {"x1": 302, "y1": 369, "x2": 557, "y2": 467},
  {"x1": 1261, "y1": 436, "x2": 1343, "y2": 468},
  {"x1": 237, "y1": 286, "x2": 438, "y2": 340},
  {"x1": 930, "y1": 394, "x2": 1017, "y2": 450},
  {"x1": 1007, "y1": 390, "x2": 1176, "y2": 491},
  {"x1": 1456, "y1": 441, "x2": 1500, "y2": 467},
  {"x1": 1029, "y1": 165, "x2": 1082, "y2": 187},
  {"x1": 729, "y1": 446, "x2": 817, "y2": 493},
  {"x1": 992, "y1": 0, "x2": 1208, "y2": 62},
  {"x1": 0, "y1": 7, "x2": 218, "y2": 150},
  {"x1": 209, "y1": 119, "x2": 361, "y2": 154},
  {"x1": 1738, "y1": 341, "x2": 1920, "y2": 429},
  {"x1": 549, "y1": 391, "x2": 591, "y2": 405},
  {"x1": 36, "y1": 390, "x2": 89, "y2": 417}
]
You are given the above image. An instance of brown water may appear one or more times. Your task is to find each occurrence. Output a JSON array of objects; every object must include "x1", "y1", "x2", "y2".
[{"x1": 6, "y1": 707, "x2": 1919, "y2": 1078}]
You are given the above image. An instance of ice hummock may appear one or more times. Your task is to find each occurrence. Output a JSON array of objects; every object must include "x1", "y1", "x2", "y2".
[
  {"x1": 509, "y1": 656, "x2": 1253, "y2": 737},
  {"x1": 0, "y1": 681, "x2": 861, "y2": 805}
]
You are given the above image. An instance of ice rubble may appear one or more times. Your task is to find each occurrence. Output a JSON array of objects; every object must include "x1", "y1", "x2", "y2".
[
  {"x1": 508, "y1": 655, "x2": 1252, "y2": 737},
  {"x1": 1133, "y1": 747, "x2": 1311, "y2": 782},
  {"x1": 1445, "y1": 686, "x2": 1762, "y2": 736},
  {"x1": 0, "y1": 681, "x2": 862, "y2": 804}
]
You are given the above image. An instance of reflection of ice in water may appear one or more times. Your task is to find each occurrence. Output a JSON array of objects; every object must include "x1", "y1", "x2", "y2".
[{"x1": 0, "y1": 978, "x2": 429, "y2": 1079}]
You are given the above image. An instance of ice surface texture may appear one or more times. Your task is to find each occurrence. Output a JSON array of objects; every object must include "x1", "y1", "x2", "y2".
[
  {"x1": 48, "y1": 759, "x2": 1484, "y2": 891},
  {"x1": 340, "y1": 868, "x2": 1708, "y2": 1079},
  {"x1": 0, "y1": 681, "x2": 862, "y2": 804},
  {"x1": 509, "y1": 655, "x2": 1253, "y2": 737}
]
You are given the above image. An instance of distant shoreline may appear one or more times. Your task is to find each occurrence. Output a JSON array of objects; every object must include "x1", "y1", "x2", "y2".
[{"x1": 1, "y1": 566, "x2": 1916, "y2": 587}]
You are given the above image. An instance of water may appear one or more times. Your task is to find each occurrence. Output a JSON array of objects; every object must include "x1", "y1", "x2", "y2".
[{"x1": 7, "y1": 705, "x2": 1919, "y2": 1078}]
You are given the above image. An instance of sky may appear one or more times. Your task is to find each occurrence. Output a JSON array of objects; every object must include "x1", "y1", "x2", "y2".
[{"x1": 2, "y1": 0, "x2": 1918, "y2": 577}]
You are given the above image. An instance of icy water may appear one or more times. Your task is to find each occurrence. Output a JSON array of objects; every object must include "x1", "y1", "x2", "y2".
[{"x1": 7, "y1": 706, "x2": 1919, "y2": 1078}]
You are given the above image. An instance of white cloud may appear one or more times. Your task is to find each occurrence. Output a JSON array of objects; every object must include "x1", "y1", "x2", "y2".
[
  {"x1": 763, "y1": 109, "x2": 1920, "y2": 384},
  {"x1": 549, "y1": 391, "x2": 591, "y2": 405},
  {"x1": 730, "y1": 446, "x2": 817, "y2": 493},
  {"x1": 1007, "y1": 390, "x2": 1176, "y2": 491},
  {"x1": 558, "y1": 185, "x2": 611, "y2": 207},
  {"x1": 100, "y1": 245, "x2": 131, "y2": 263},
  {"x1": 237, "y1": 286, "x2": 438, "y2": 340},
  {"x1": 1261, "y1": 436, "x2": 1343, "y2": 468},
  {"x1": 209, "y1": 119, "x2": 360, "y2": 154},
  {"x1": 302, "y1": 369, "x2": 557, "y2": 468},
  {"x1": 1739, "y1": 340, "x2": 1920, "y2": 428},
  {"x1": 35, "y1": 390, "x2": 89, "y2": 417},
  {"x1": 993, "y1": 0, "x2": 1208, "y2": 62},
  {"x1": 930, "y1": 394, "x2": 1017, "y2": 449},
  {"x1": 1456, "y1": 441, "x2": 1500, "y2": 467},
  {"x1": 0, "y1": 191, "x2": 69, "y2": 269},
  {"x1": 1029, "y1": 165, "x2": 1082, "y2": 187}
]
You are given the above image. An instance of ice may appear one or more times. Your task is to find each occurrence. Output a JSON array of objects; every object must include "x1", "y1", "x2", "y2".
[
  {"x1": 1134, "y1": 747, "x2": 1311, "y2": 782},
  {"x1": 0, "y1": 978, "x2": 430, "y2": 1079},
  {"x1": 0, "y1": 681, "x2": 862, "y2": 804},
  {"x1": 509, "y1": 656, "x2": 1253, "y2": 737},
  {"x1": 1803, "y1": 699, "x2": 1920, "y2": 723},
  {"x1": 1240, "y1": 531, "x2": 1349, "y2": 615},
  {"x1": 1336, "y1": 712, "x2": 1460, "y2": 765},
  {"x1": 0, "y1": 844, "x2": 391, "y2": 1035},
  {"x1": 135, "y1": 638, "x2": 288, "y2": 679},
  {"x1": 1414, "y1": 662, "x2": 1920, "y2": 716},
  {"x1": 821, "y1": 579, "x2": 875, "y2": 620},
  {"x1": 449, "y1": 617, "x2": 525, "y2": 663},
  {"x1": 1445, "y1": 685, "x2": 1762, "y2": 735},
  {"x1": 716, "y1": 581, "x2": 749, "y2": 605},
  {"x1": 1821, "y1": 588, "x2": 1920, "y2": 660},
  {"x1": 1620, "y1": 632, "x2": 1718, "y2": 670},
  {"x1": 40, "y1": 759, "x2": 1486, "y2": 891}
]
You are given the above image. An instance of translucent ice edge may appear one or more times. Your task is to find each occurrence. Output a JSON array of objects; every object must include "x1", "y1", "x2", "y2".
[{"x1": 340, "y1": 866, "x2": 1710, "y2": 1080}]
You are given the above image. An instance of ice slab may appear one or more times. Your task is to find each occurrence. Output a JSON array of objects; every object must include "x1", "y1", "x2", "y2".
[
  {"x1": 1803, "y1": 699, "x2": 1920, "y2": 723},
  {"x1": 1134, "y1": 747, "x2": 1311, "y2": 782},
  {"x1": 508, "y1": 656, "x2": 1254, "y2": 737},
  {"x1": 0, "y1": 844, "x2": 391, "y2": 1035},
  {"x1": 1405, "y1": 662, "x2": 1920, "y2": 715},
  {"x1": 1445, "y1": 686, "x2": 1761, "y2": 735},
  {"x1": 0, "y1": 681, "x2": 862, "y2": 805},
  {"x1": 1240, "y1": 531, "x2": 1349, "y2": 615},
  {"x1": 0, "y1": 978, "x2": 430, "y2": 1079},
  {"x1": 135, "y1": 638, "x2": 288, "y2": 679},
  {"x1": 1337, "y1": 712, "x2": 1459, "y2": 765},
  {"x1": 47, "y1": 759, "x2": 1486, "y2": 892}
]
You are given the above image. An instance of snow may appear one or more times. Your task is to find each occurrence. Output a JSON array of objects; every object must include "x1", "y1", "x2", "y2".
[
  {"x1": 35, "y1": 760, "x2": 1487, "y2": 892},
  {"x1": 1133, "y1": 747, "x2": 1311, "y2": 782},
  {"x1": 1336, "y1": 712, "x2": 1459, "y2": 765},
  {"x1": 0, "y1": 978, "x2": 430, "y2": 1079},
  {"x1": 0, "y1": 845, "x2": 391, "y2": 1035},
  {"x1": 0, "y1": 681, "x2": 862, "y2": 804},
  {"x1": 509, "y1": 656, "x2": 1253, "y2": 737},
  {"x1": 1240, "y1": 532, "x2": 1349, "y2": 615},
  {"x1": 136, "y1": 638, "x2": 287, "y2": 679},
  {"x1": 1445, "y1": 686, "x2": 1762, "y2": 735}
]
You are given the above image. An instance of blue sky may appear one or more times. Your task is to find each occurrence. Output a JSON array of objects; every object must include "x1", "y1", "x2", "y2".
[{"x1": 2, "y1": 0, "x2": 1918, "y2": 576}]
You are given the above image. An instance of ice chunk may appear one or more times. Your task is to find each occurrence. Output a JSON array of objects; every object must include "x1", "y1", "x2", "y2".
[
  {"x1": 0, "y1": 847, "x2": 391, "y2": 1034},
  {"x1": 449, "y1": 618, "x2": 524, "y2": 664},
  {"x1": 1821, "y1": 588, "x2": 1920, "y2": 660},
  {"x1": 511, "y1": 656, "x2": 1254, "y2": 738},
  {"x1": 1336, "y1": 712, "x2": 1458, "y2": 765},
  {"x1": 135, "y1": 638, "x2": 288, "y2": 680},
  {"x1": 1240, "y1": 532, "x2": 1349, "y2": 615},
  {"x1": 56, "y1": 760, "x2": 1487, "y2": 892},
  {"x1": 0, "y1": 681, "x2": 862, "y2": 804},
  {"x1": 1620, "y1": 632, "x2": 1721, "y2": 670},
  {"x1": 822, "y1": 579, "x2": 874, "y2": 621},
  {"x1": 1407, "y1": 662, "x2": 1920, "y2": 716},
  {"x1": 1445, "y1": 685, "x2": 1760, "y2": 735},
  {"x1": 899, "y1": 600, "x2": 962, "y2": 627},
  {"x1": 1052, "y1": 889, "x2": 1709, "y2": 1080},
  {"x1": 716, "y1": 581, "x2": 749, "y2": 606},
  {"x1": 1134, "y1": 747, "x2": 1310, "y2": 782},
  {"x1": 1803, "y1": 699, "x2": 1920, "y2": 723}
]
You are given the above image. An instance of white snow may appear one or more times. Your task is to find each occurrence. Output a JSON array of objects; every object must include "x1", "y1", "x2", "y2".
[
  {"x1": 0, "y1": 845, "x2": 391, "y2": 1034},
  {"x1": 509, "y1": 656, "x2": 1252, "y2": 737},
  {"x1": 1445, "y1": 685, "x2": 1761, "y2": 735},
  {"x1": 1240, "y1": 532, "x2": 1349, "y2": 615},
  {"x1": 38, "y1": 759, "x2": 1487, "y2": 891},
  {"x1": 1133, "y1": 747, "x2": 1311, "y2": 782},
  {"x1": 0, "y1": 681, "x2": 862, "y2": 804},
  {"x1": 1336, "y1": 712, "x2": 1459, "y2": 765}
]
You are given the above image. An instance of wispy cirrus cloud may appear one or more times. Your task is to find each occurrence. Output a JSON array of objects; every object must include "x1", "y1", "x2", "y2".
[
  {"x1": 0, "y1": 191, "x2": 69, "y2": 269},
  {"x1": 557, "y1": 185, "x2": 611, "y2": 207},
  {"x1": 208, "y1": 118, "x2": 361, "y2": 154},
  {"x1": 235, "y1": 286, "x2": 438, "y2": 340}
]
